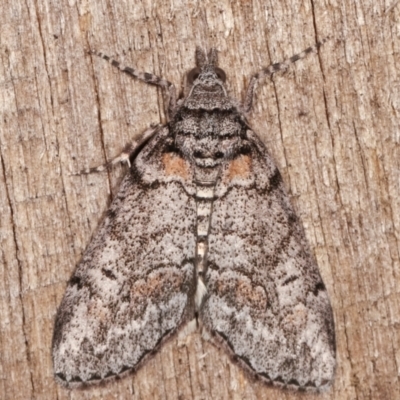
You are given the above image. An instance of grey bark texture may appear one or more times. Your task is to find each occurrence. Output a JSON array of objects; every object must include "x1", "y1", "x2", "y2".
[{"x1": 0, "y1": 0, "x2": 399, "y2": 399}]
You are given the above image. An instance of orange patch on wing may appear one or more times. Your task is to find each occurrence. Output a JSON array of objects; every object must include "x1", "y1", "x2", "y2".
[
  {"x1": 162, "y1": 153, "x2": 189, "y2": 179},
  {"x1": 235, "y1": 278, "x2": 268, "y2": 310},
  {"x1": 282, "y1": 305, "x2": 308, "y2": 331},
  {"x1": 227, "y1": 154, "x2": 252, "y2": 180},
  {"x1": 132, "y1": 270, "x2": 184, "y2": 300},
  {"x1": 216, "y1": 275, "x2": 268, "y2": 310}
]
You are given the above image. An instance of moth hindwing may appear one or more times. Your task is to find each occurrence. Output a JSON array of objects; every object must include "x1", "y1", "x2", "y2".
[{"x1": 53, "y1": 43, "x2": 336, "y2": 391}]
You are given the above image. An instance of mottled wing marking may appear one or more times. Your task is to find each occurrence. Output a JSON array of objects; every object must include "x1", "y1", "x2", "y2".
[
  {"x1": 201, "y1": 133, "x2": 336, "y2": 390},
  {"x1": 52, "y1": 128, "x2": 197, "y2": 386}
]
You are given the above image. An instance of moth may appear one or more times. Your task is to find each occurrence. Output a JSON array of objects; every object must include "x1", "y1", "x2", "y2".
[{"x1": 53, "y1": 43, "x2": 336, "y2": 391}]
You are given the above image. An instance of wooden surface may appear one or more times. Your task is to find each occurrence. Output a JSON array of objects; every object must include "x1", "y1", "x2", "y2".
[{"x1": 1, "y1": 0, "x2": 399, "y2": 399}]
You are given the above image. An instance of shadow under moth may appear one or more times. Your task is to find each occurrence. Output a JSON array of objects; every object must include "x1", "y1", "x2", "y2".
[{"x1": 52, "y1": 42, "x2": 336, "y2": 391}]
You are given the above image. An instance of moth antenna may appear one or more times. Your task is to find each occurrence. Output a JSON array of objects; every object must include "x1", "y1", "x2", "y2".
[
  {"x1": 195, "y1": 47, "x2": 207, "y2": 68},
  {"x1": 89, "y1": 50, "x2": 177, "y2": 120},
  {"x1": 207, "y1": 48, "x2": 218, "y2": 66},
  {"x1": 243, "y1": 37, "x2": 330, "y2": 113}
]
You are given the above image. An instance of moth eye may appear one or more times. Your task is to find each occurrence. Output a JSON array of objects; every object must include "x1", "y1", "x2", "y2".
[
  {"x1": 187, "y1": 67, "x2": 201, "y2": 84},
  {"x1": 215, "y1": 67, "x2": 226, "y2": 82}
]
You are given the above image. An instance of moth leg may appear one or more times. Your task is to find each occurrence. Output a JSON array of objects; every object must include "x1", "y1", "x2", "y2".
[
  {"x1": 89, "y1": 50, "x2": 177, "y2": 119},
  {"x1": 243, "y1": 37, "x2": 329, "y2": 113},
  {"x1": 73, "y1": 124, "x2": 161, "y2": 175}
]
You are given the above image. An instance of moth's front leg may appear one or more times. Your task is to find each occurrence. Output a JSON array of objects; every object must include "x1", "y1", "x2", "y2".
[{"x1": 73, "y1": 124, "x2": 161, "y2": 175}]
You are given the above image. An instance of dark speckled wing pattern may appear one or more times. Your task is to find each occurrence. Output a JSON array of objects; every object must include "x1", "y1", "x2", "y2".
[
  {"x1": 52, "y1": 128, "x2": 197, "y2": 386},
  {"x1": 200, "y1": 130, "x2": 336, "y2": 390}
]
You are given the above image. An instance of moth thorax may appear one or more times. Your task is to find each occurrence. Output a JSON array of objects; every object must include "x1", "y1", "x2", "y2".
[
  {"x1": 173, "y1": 109, "x2": 245, "y2": 168},
  {"x1": 194, "y1": 165, "x2": 221, "y2": 183}
]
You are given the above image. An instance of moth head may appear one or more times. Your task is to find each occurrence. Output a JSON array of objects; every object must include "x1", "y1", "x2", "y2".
[
  {"x1": 184, "y1": 47, "x2": 231, "y2": 110},
  {"x1": 187, "y1": 48, "x2": 226, "y2": 85}
]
